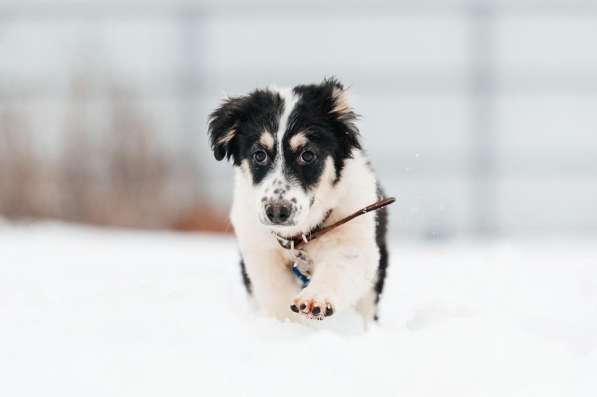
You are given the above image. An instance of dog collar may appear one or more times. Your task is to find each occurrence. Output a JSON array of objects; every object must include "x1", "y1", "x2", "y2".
[{"x1": 273, "y1": 209, "x2": 333, "y2": 250}]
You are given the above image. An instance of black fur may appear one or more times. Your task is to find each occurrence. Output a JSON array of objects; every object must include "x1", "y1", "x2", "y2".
[
  {"x1": 207, "y1": 78, "x2": 361, "y2": 189},
  {"x1": 239, "y1": 257, "x2": 252, "y2": 295},
  {"x1": 208, "y1": 90, "x2": 284, "y2": 167},
  {"x1": 289, "y1": 78, "x2": 361, "y2": 186},
  {"x1": 373, "y1": 185, "x2": 389, "y2": 319}
]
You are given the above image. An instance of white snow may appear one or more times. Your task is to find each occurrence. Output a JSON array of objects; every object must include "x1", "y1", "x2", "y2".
[{"x1": 1, "y1": 223, "x2": 596, "y2": 396}]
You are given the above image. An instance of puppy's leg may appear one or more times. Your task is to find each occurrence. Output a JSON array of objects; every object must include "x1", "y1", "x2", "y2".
[
  {"x1": 242, "y1": 249, "x2": 300, "y2": 320},
  {"x1": 292, "y1": 240, "x2": 378, "y2": 321},
  {"x1": 356, "y1": 289, "x2": 378, "y2": 329}
]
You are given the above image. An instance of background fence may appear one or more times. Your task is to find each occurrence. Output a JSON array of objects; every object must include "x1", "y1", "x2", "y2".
[{"x1": 1, "y1": 0, "x2": 597, "y2": 238}]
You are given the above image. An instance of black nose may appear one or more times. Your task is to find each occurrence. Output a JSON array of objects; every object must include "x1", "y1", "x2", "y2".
[{"x1": 265, "y1": 202, "x2": 292, "y2": 224}]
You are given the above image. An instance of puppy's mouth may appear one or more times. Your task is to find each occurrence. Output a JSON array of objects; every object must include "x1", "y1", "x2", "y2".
[{"x1": 259, "y1": 216, "x2": 296, "y2": 228}]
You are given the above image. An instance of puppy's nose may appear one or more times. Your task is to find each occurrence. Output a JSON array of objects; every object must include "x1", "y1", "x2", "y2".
[{"x1": 265, "y1": 201, "x2": 292, "y2": 224}]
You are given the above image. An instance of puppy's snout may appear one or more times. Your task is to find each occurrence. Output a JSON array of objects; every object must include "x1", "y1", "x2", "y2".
[{"x1": 265, "y1": 201, "x2": 293, "y2": 224}]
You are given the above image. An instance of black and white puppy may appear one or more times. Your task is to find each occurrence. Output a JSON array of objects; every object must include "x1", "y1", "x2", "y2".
[{"x1": 208, "y1": 78, "x2": 389, "y2": 323}]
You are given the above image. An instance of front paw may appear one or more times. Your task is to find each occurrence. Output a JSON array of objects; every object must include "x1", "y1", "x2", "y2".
[{"x1": 290, "y1": 295, "x2": 335, "y2": 320}]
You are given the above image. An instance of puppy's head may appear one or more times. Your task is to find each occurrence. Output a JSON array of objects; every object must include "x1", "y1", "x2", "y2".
[{"x1": 208, "y1": 78, "x2": 360, "y2": 233}]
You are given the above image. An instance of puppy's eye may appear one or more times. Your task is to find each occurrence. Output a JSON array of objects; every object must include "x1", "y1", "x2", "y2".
[
  {"x1": 252, "y1": 150, "x2": 268, "y2": 164},
  {"x1": 298, "y1": 150, "x2": 316, "y2": 165}
]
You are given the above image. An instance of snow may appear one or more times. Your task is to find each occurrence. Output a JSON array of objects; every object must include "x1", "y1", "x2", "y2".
[{"x1": 1, "y1": 223, "x2": 596, "y2": 396}]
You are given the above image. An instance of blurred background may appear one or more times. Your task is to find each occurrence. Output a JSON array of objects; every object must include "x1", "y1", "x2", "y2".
[{"x1": 1, "y1": 0, "x2": 596, "y2": 240}]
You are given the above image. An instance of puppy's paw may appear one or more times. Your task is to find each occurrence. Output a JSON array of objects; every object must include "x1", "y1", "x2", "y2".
[{"x1": 290, "y1": 295, "x2": 335, "y2": 321}]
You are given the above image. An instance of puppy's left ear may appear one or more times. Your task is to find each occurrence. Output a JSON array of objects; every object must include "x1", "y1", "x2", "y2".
[{"x1": 208, "y1": 96, "x2": 245, "y2": 163}]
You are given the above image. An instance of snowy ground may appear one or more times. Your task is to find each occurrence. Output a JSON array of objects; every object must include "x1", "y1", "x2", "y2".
[{"x1": 1, "y1": 223, "x2": 596, "y2": 397}]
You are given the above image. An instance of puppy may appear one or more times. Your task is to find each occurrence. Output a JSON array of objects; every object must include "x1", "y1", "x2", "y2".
[{"x1": 208, "y1": 78, "x2": 389, "y2": 323}]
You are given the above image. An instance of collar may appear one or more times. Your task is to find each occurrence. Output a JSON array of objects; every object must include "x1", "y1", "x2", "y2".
[{"x1": 272, "y1": 209, "x2": 333, "y2": 251}]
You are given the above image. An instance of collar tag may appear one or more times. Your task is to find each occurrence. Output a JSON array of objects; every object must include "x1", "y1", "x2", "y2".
[
  {"x1": 291, "y1": 262, "x2": 310, "y2": 288},
  {"x1": 278, "y1": 237, "x2": 312, "y2": 288}
]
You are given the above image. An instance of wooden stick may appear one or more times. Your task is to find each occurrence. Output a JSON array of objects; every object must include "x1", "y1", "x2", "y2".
[{"x1": 291, "y1": 196, "x2": 396, "y2": 249}]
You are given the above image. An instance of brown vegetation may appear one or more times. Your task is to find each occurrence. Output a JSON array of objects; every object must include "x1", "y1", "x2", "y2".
[{"x1": 0, "y1": 77, "x2": 228, "y2": 232}]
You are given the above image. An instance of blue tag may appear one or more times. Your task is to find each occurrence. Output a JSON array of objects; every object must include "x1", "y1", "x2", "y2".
[{"x1": 291, "y1": 263, "x2": 310, "y2": 288}]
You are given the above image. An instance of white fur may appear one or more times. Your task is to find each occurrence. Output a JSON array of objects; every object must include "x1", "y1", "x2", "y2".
[{"x1": 229, "y1": 88, "x2": 381, "y2": 325}]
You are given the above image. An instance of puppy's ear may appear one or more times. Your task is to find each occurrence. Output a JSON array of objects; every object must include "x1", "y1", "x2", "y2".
[
  {"x1": 324, "y1": 78, "x2": 361, "y2": 150},
  {"x1": 208, "y1": 96, "x2": 245, "y2": 162}
]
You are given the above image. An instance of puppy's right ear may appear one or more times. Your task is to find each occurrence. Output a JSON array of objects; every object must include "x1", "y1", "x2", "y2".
[{"x1": 208, "y1": 96, "x2": 245, "y2": 163}]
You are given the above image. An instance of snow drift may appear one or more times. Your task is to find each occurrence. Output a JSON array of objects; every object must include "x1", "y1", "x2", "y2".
[{"x1": 1, "y1": 224, "x2": 595, "y2": 396}]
